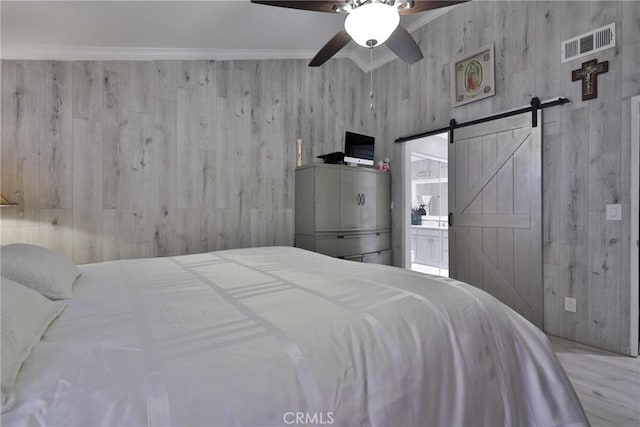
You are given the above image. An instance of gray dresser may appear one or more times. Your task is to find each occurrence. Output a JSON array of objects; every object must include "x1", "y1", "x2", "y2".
[{"x1": 295, "y1": 164, "x2": 391, "y2": 265}]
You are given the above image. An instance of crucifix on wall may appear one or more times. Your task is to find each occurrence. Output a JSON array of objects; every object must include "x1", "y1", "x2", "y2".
[{"x1": 572, "y1": 59, "x2": 609, "y2": 101}]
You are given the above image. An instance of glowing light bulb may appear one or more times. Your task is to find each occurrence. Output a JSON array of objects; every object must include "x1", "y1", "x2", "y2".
[{"x1": 345, "y1": 2, "x2": 400, "y2": 48}]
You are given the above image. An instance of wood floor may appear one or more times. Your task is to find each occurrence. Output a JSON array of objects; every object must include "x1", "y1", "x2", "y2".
[{"x1": 549, "y1": 336, "x2": 640, "y2": 427}]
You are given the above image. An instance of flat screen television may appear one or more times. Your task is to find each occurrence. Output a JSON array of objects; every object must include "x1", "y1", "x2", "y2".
[{"x1": 344, "y1": 131, "x2": 375, "y2": 166}]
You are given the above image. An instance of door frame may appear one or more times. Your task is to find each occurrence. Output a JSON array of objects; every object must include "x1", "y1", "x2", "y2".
[
  {"x1": 401, "y1": 141, "x2": 411, "y2": 269},
  {"x1": 630, "y1": 95, "x2": 639, "y2": 356},
  {"x1": 400, "y1": 133, "x2": 451, "y2": 269}
]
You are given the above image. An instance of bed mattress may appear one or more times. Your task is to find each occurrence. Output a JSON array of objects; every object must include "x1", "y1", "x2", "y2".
[{"x1": 3, "y1": 247, "x2": 588, "y2": 426}]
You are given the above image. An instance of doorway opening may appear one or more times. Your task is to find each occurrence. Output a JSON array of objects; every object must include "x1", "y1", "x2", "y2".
[{"x1": 405, "y1": 133, "x2": 449, "y2": 277}]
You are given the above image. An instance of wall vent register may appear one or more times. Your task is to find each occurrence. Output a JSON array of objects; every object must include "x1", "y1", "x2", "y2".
[{"x1": 561, "y1": 23, "x2": 615, "y2": 63}]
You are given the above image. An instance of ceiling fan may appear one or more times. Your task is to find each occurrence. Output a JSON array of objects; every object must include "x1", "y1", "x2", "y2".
[{"x1": 251, "y1": 0, "x2": 468, "y2": 66}]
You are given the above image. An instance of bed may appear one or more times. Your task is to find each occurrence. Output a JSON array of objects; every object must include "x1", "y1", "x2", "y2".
[{"x1": 2, "y1": 246, "x2": 588, "y2": 426}]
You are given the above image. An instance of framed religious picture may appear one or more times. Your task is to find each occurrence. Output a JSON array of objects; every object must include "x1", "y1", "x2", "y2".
[{"x1": 451, "y1": 44, "x2": 495, "y2": 107}]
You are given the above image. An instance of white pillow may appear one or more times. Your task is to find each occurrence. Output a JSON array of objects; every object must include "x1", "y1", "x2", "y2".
[
  {"x1": 0, "y1": 244, "x2": 81, "y2": 299},
  {"x1": 1, "y1": 277, "x2": 66, "y2": 413}
]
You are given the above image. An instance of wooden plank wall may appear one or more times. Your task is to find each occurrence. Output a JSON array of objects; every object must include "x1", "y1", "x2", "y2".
[
  {"x1": 1, "y1": 59, "x2": 371, "y2": 264},
  {"x1": 370, "y1": 1, "x2": 639, "y2": 354}
]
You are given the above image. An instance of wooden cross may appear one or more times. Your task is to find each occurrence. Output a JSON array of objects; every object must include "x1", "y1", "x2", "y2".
[{"x1": 572, "y1": 59, "x2": 608, "y2": 101}]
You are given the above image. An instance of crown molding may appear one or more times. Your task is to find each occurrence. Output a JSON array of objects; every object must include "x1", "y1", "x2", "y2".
[
  {"x1": 0, "y1": 44, "x2": 353, "y2": 63},
  {"x1": 404, "y1": 6, "x2": 452, "y2": 34},
  {"x1": 1, "y1": 6, "x2": 452, "y2": 73},
  {"x1": 347, "y1": 50, "x2": 370, "y2": 72},
  {"x1": 353, "y1": 49, "x2": 395, "y2": 73}
]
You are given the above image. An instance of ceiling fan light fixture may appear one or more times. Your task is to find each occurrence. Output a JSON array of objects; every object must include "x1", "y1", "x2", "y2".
[{"x1": 344, "y1": 2, "x2": 400, "y2": 48}]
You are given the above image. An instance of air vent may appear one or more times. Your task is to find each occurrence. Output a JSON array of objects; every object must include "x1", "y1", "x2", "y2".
[{"x1": 561, "y1": 23, "x2": 615, "y2": 63}]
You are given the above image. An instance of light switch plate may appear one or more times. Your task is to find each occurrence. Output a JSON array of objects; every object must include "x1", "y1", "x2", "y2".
[
  {"x1": 564, "y1": 297, "x2": 577, "y2": 313},
  {"x1": 606, "y1": 204, "x2": 622, "y2": 221}
]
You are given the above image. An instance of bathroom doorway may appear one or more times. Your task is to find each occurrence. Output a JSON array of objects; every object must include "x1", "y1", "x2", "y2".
[{"x1": 404, "y1": 133, "x2": 449, "y2": 277}]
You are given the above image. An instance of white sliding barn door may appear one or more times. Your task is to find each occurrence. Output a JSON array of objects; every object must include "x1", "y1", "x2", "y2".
[{"x1": 449, "y1": 112, "x2": 542, "y2": 328}]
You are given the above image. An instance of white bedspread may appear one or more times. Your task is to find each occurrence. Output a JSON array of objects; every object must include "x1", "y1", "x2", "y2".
[{"x1": 3, "y1": 247, "x2": 587, "y2": 427}]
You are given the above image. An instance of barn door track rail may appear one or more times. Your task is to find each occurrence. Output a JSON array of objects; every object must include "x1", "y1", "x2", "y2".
[{"x1": 394, "y1": 96, "x2": 570, "y2": 143}]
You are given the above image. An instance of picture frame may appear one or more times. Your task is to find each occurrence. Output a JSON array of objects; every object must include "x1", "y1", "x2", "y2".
[{"x1": 451, "y1": 43, "x2": 495, "y2": 107}]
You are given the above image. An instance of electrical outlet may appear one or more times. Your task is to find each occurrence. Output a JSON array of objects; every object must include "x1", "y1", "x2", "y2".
[
  {"x1": 606, "y1": 204, "x2": 622, "y2": 221},
  {"x1": 564, "y1": 297, "x2": 577, "y2": 313}
]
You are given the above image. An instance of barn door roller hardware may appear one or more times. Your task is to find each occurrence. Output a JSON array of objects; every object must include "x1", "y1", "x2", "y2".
[{"x1": 395, "y1": 96, "x2": 571, "y2": 143}]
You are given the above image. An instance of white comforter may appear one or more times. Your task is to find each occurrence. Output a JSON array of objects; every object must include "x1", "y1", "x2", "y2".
[{"x1": 3, "y1": 247, "x2": 587, "y2": 427}]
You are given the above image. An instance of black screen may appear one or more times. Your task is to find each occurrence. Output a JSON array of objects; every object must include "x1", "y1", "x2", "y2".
[{"x1": 344, "y1": 131, "x2": 375, "y2": 160}]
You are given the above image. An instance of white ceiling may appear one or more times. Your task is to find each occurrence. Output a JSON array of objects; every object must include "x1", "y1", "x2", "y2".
[{"x1": 0, "y1": 1, "x2": 454, "y2": 71}]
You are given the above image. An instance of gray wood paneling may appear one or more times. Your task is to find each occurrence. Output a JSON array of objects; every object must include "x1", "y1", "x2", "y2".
[
  {"x1": 72, "y1": 118, "x2": 102, "y2": 263},
  {"x1": 541, "y1": 118, "x2": 560, "y2": 265},
  {"x1": 2, "y1": 63, "x2": 40, "y2": 229},
  {"x1": 153, "y1": 61, "x2": 177, "y2": 102},
  {"x1": 153, "y1": 97, "x2": 178, "y2": 257},
  {"x1": 130, "y1": 112, "x2": 154, "y2": 244},
  {"x1": 1, "y1": 58, "x2": 369, "y2": 265},
  {"x1": 39, "y1": 61, "x2": 72, "y2": 210},
  {"x1": 39, "y1": 208, "x2": 72, "y2": 259},
  {"x1": 371, "y1": 1, "x2": 638, "y2": 354},
  {"x1": 130, "y1": 61, "x2": 153, "y2": 114},
  {"x1": 102, "y1": 208, "x2": 132, "y2": 261},
  {"x1": 72, "y1": 61, "x2": 101, "y2": 121},
  {"x1": 177, "y1": 88, "x2": 197, "y2": 209},
  {"x1": 102, "y1": 66, "x2": 132, "y2": 210}
]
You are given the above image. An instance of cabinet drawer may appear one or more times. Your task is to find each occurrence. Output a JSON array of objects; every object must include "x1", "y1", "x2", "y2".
[
  {"x1": 362, "y1": 250, "x2": 392, "y2": 265},
  {"x1": 315, "y1": 232, "x2": 390, "y2": 257}
]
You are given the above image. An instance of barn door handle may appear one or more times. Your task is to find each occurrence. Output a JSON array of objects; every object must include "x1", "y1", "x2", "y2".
[
  {"x1": 362, "y1": 194, "x2": 366, "y2": 205},
  {"x1": 356, "y1": 193, "x2": 362, "y2": 205},
  {"x1": 448, "y1": 212, "x2": 453, "y2": 227}
]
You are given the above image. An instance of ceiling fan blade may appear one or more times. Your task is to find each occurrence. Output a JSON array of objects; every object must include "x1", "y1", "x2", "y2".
[
  {"x1": 385, "y1": 25, "x2": 424, "y2": 64},
  {"x1": 399, "y1": 0, "x2": 469, "y2": 15},
  {"x1": 250, "y1": 0, "x2": 347, "y2": 13},
  {"x1": 309, "y1": 30, "x2": 352, "y2": 67}
]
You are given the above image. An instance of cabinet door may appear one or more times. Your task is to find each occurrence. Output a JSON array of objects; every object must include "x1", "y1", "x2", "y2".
[
  {"x1": 315, "y1": 167, "x2": 341, "y2": 231},
  {"x1": 424, "y1": 237, "x2": 433, "y2": 265},
  {"x1": 416, "y1": 232, "x2": 430, "y2": 264},
  {"x1": 339, "y1": 169, "x2": 362, "y2": 230},
  {"x1": 360, "y1": 172, "x2": 377, "y2": 229},
  {"x1": 442, "y1": 236, "x2": 449, "y2": 269},
  {"x1": 432, "y1": 235, "x2": 441, "y2": 265},
  {"x1": 376, "y1": 172, "x2": 391, "y2": 228}
]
